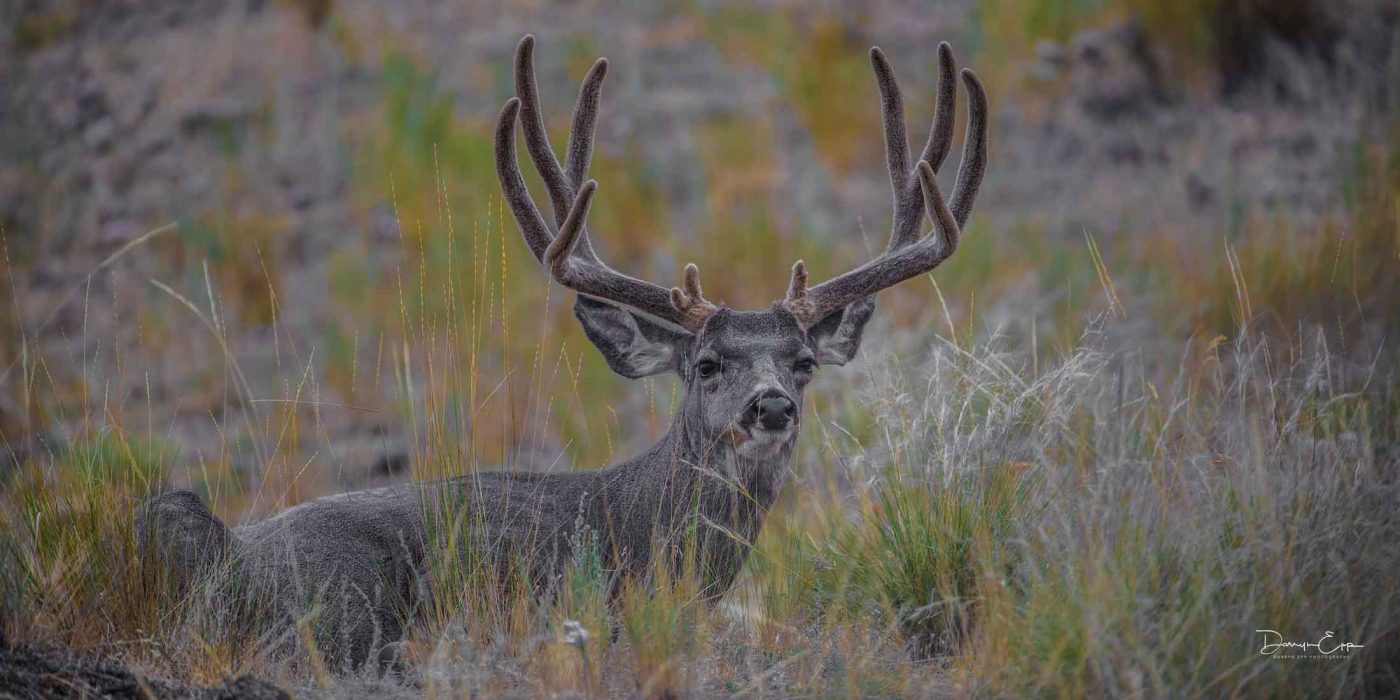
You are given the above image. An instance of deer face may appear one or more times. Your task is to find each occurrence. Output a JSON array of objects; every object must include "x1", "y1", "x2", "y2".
[
  {"x1": 496, "y1": 35, "x2": 987, "y2": 461},
  {"x1": 567, "y1": 297, "x2": 875, "y2": 459},
  {"x1": 687, "y1": 309, "x2": 812, "y2": 458}
]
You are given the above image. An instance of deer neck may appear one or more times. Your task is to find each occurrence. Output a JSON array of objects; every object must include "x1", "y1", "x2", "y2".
[
  {"x1": 643, "y1": 412, "x2": 791, "y2": 593},
  {"x1": 665, "y1": 410, "x2": 792, "y2": 510}
]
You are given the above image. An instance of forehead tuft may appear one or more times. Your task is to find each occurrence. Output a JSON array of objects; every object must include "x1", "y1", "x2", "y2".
[{"x1": 700, "y1": 308, "x2": 806, "y2": 354}]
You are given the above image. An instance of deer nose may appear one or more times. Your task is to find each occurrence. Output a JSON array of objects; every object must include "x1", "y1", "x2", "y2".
[{"x1": 752, "y1": 393, "x2": 795, "y2": 431}]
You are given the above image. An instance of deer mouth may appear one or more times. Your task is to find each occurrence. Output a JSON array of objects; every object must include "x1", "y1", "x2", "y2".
[{"x1": 729, "y1": 421, "x2": 796, "y2": 458}]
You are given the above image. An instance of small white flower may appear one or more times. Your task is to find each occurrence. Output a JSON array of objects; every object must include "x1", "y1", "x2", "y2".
[{"x1": 562, "y1": 619, "x2": 590, "y2": 647}]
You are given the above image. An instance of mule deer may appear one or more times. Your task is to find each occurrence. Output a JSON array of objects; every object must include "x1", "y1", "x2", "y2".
[{"x1": 136, "y1": 34, "x2": 988, "y2": 668}]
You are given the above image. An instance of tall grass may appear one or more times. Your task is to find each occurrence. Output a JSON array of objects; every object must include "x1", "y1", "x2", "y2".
[
  {"x1": 0, "y1": 431, "x2": 171, "y2": 648},
  {"x1": 3, "y1": 255, "x2": 1395, "y2": 696},
  {"x1": 729, "y1": 302, "x2": 1394, "y2": 697},
  {"x1": 5, "y1": 141, "x2": 1397, "y2": 700}
]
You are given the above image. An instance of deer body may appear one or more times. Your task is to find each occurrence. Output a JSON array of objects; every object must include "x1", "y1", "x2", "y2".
[
  {"x1": 137, "y1": 35, "x2": 988, "y2": 669},
  {"x1": 139, "y1": 376, "x2": 793, "y2": 667}
]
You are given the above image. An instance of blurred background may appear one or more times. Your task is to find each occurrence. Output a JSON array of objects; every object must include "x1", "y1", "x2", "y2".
[{"x1": 1, "y1": 0, "x2": 1396, "y2": 519}]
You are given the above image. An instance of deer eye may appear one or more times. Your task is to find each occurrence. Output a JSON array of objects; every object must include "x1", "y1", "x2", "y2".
[
  {"x1": 696, "y1": 359, "x2": 720, "y2": 379},
  {"x1": 793, "y1": 358, "x2": 816, "y2": 374}
]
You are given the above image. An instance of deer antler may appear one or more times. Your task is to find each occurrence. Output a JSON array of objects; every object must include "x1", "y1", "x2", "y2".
[
  {"x1": 495, "y1": 35, "x2": 718, "y2": 333},
  {"x1": 784, "y1": 43, "x2": 988, "y2": 328}
]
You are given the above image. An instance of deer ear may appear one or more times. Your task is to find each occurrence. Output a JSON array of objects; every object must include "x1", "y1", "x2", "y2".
[
  {"x1": 807, "y1": 297, "x2": 875, "y2": 366},
  {"x1": 574, "y1": 296, "x2": 692, "y2": 378}
]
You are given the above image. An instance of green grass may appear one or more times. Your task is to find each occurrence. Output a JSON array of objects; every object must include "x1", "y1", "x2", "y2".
[{"x1": 836, "y1": 463, "x2": 1036, "y2": 658}]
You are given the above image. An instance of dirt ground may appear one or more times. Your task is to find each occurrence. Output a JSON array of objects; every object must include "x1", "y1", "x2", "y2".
[{"x1": 0, "y1": 637, "x2": 286, "y2": 699}]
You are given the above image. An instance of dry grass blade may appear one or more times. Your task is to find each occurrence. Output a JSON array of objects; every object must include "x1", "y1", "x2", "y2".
[
  {"x1": 148, "y1": 277, "x2": 267, "y2": 470},
  {"x1": 1, "y1": 223, "x2": 177, "y2": 388}
]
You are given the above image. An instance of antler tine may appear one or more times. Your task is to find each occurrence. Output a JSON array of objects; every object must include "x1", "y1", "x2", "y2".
[
  {"x1": 874, "y1": 43, "x2": 959, "y2": 252},
  {"x1": 920, "y1": 160, "x2": 960, "y2": 254},
  {"x1": 540, "y1": 181, "x2": 716, "y2": 332},
  {"x1": 494, "y1": 98, "x2": 554, "y2": 264},
  {"x1": 566, "y1": 57, "x2": 608, "y2": 190},
  {"x1": 785, "y1": 51, "x2": 988, "y2": 328},
  {"x1": 920, "y1": 43, "x2": 959, "y2": 177},
  {"x1": 870, "y1": 47, "x2": 911, "y2": 198},
  {"x1": 514, "y1": 36, "x2": 570, "y2": 218},
  {"x1": 514, "y1": 34, "x2": 608, "y2": 263},
  {"x1": 787, "y1": 160, "x2": 962, "y2": 327},
  {"x1": 561, "y1": 57, "x2": 608, "y2": 264},
  {"x1": 948, "y1": 68, "x2": 988, "y2": 228},
  {"x1": 785, "y1": 260, "x2": 809, "y2": 301},
  {"x1": 543, "y1": 180, "x2": 598, "y2": 274},
  {"x1": 669, "y1": 263, "x2": 721, "y2": 332}
]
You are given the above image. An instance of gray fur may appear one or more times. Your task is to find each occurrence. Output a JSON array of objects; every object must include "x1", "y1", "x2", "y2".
[
  {"x1": 136, "y1": 35, "x2": 988, "y2": 670},
  {"x1": 573, "y1": 296, "x2": 689, "y2": 378},
  {"x1": 137, "y1": 307, "x2": 823, "y2": 668}
]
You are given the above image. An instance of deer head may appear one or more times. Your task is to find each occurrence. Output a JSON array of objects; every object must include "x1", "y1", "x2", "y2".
[{"x1": 495, "y1": 35, "x2": 987, "y2": 463}]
